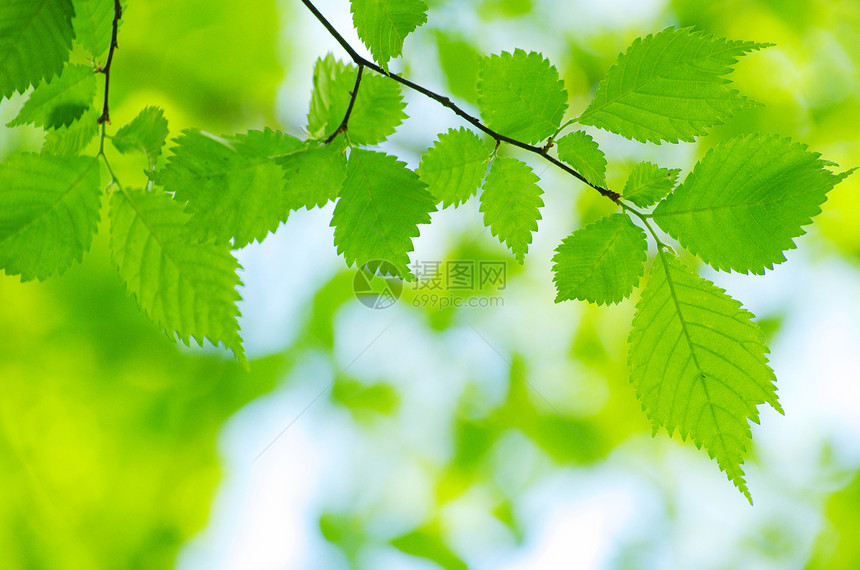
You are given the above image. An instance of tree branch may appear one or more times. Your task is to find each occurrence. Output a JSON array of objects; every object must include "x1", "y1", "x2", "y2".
[
  {"x1": 325, "y1": 64, "x2": 364, "y2": 144},
  {"x1": 97, "y1": 0, "x2": 123, "y2": 125},
  {"x1": 298, "y1": 0, "x2": 620, "y2": 202}
]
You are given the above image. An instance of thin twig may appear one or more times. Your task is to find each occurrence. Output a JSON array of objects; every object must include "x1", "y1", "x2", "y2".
[
  {"x1": 325, "y1": 64, "x2": 364, "y2": 143},
  {"x1": 299, "y1": 0, "x2": 620, "y2": 202},
  {"x1": 97, "y1": 0, "x2": 123, "y2": 125}
]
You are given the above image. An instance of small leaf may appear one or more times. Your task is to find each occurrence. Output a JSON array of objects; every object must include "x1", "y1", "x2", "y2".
[
  {"x1": 112, "y1": 106, "x2": 170, "y2": 168},
  {"x1": 418, "y1": 128, "x2": 490, "y2": 208},
  {"x1": 435, "y1": 31, "x2": 481, "y2": 104},
  {"x1": 479, "y1": 157, "x2": 544, "y2": 263},
  {"x1": 110, "y1": 188, "x2": 245, "y2": 360},
  {"x1": 279, "y1": 139, "x2": 348, "y2": 211},
  {"x1": 0, "y1": 0, "x2": 75, "y2": 99},
  {"x1": 160, "y1": 129, "x2": 294, "y2": 248},
  {"x1": 0, "y1": 153, "x2": 101, "y2": 281},
  {"x1": 307, "y1": 54, "x2": 407, "y2": 145},
  {"x1": 556, "y1": 130, "x2": 607, "y2": 187},
  {"x1": 350, "y1": 0, "x2": 428, "y2": 69},
  {"x1": 331, "y1": 149, "x2": 436, "y2": 278},
  {"x1": 622, "y1": 161, "x2": 680, "y2": 208},
  {"x1": 552, "y1": 214, "x2": 646, "y2": 305},
  {"x1": 7, "y1": 64, "x2": 96, "y2": 129},
  {"x1": 652, "y1": 134, "x2": 855, "y2": 274},
  {"x1": 41, "y1": 107, "x2": 100, "y2": 156},
  {"x1": 629, "y1": 253, "x2": 781, "y2": 501},
  {"x1": 579, "y1": 27, "x2": 770, "y2": 143},
  {"x1": 478, "y1": 49, "x2": 568, "y2": 144},
  {"x1": 72, "y1": 0, "x2": 116, "y2": 58}
]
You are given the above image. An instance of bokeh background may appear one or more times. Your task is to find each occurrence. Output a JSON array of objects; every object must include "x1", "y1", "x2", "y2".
[{"x1": 1, "y1": 0, "x2": 859, "y2": 568}]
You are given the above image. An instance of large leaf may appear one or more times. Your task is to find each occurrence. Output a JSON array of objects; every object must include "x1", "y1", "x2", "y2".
[
  {"x1": 331, "y1": 149, "x2": 436, "y2": 278},
  {"x1": 552, "y1": 214, "x2": 647, "y2": 305},
  {"x1": 307, "y1": 55, "x2": 407, "y2": 146},
  {"x1": 477, "y1": 50, "x2": 568, "y2": 144},
  {"x1": 652, "y1": 134, "x2": 854, "y2": 274},
  {"x1": 0, "y1": 0, "x2": 75, "y2": 99},
  {"x1": 0, "y1": 154, "x2": 101, "y2": 281},
  {"x1": 578, "y1": 27, "x2": 769, "y2": 143},
  {"x1": 479, "y1": 157, "x2": 544, "y2": 263},
  {"x1": 555, "y1": 130, "x2": 607, "y2": 187},
  {"x1": 628, "y1": 253, "x2": 781, "y2": 501},
  {"x1": 111, "y1": 106, "x2": 170, "y2": 169},
  {"x1": 109, "y1": 188, "x2": 244, "y2": 359},
  {"x1": 160, "y1": 129, "x2": 294, "y2": 248},
  {"x1": 418, "y1": 128, "x2": 491, "y2": 208},
  {"x1": 7, "y1": 64, "x2": 96, "y2": 129},
  {"x1": 350, "y1": 0, "x2": 428, "y2": 70},
  {"x1": 71, "y1": 0, "x2": 116, "y2": 58},
  {"x1": 622, "y1": 161, "x2": 681, "y2": 208}
]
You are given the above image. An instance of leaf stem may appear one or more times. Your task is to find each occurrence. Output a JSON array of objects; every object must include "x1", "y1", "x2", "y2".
[
  {"x1": 96, "y1": 0, "x2": 122, "y2": 126},
  {"x1": 299, "y1": 0, "x2": 618, "y2": 201},
  {"x1": 325, "y1": 64, "x2": 364, "y2": 144}
]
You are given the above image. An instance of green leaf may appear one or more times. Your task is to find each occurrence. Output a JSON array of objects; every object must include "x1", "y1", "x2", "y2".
[
  {"x1": 331, "y1": 149, "x2": 436, "y2": 278},
  {"x1": 7, "y1": 64, "x2": 96, "y2": 129},
  {"x1": 418, "y1": 128, "x2": 491, "y2": 208},
  {"x1": 478, "y1": 49, "x2": 568, "y2": 144},
  {"x1": 652, "y1": 134, "x2": 855, "y2": 274},
  {"x1": 109, "y1": 188, "x2": 245, "y2": 360},
  {"x1": 622, "y1": 161, "x2": 681, "y2": 208},
  {"x1": 111, "y1": 106, "x2": 170, "y2": 169},
  {"x1": 307, "y1": 55, "x2": 407, "y2": 146},
  {"x1": 552, "y1": 214, "x2": 647, "y2": 305},
  {"x1": 71, "y1": 0, "x2": 115, "y2": 58},
  {"x1": 390, "y1": 526, "x2": 468, "y2": 570},
  {"x1": 0, "y1": 0, "x2": 75, "y2": 99},
  {"x1": 0, "y1": 154, "x2": 101, "y2": 281},
  {"x1": 159, "y1": 129, "x2": 293, "y2": 248},
  {"x1": 41, "y1": 108, "x2": 100, "y2": 156},
  {"x1": 278, "y1": 139, "x2": 348, "y2": 211},
  {"x1": 556, "y1": 130, "x2": 607, "y2": 187},
  {"x1": 479, "y1": 157, "x2": 544, "y2": 263},
  {"x1": 435, "y1": 31, "x2": 481, "y2": 104},
  {"x1": 350, "y1": 0, "x2": 428, "y2": 70},
  {"x1": 628, "y1": 253, "x2": 781, "y2": 501},
  {"x1": 578, "y1": 27, "x2": 770, "y2": 143}
]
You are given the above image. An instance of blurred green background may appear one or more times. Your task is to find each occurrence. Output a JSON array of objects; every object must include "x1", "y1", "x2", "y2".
[{"x1": 1, "y1": 0, "x2": 859, "y2": 568}]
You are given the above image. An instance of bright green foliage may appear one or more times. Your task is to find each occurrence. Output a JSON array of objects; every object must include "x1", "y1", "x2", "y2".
[
  {"x1": 109, "y1": 188, "x2": 245, "y2": 360},
  {"x1": 435, "y1": 31, "x2": 481, "y2": 104},
  {"x1": 350, "y1": 0, "x2": 428, "y2": 70},
  {"x1": 279, "y1": 140, "x2": 348, "y2": 211},
  {"x1": 307, "y1": 55, "x2": 407, "y2": 146},
  {"x1": 418, "y1": 128, "x2": 491, "y2": 208},
  {"x1": 0, "y1": 0, "x2": 75, "y2": 99},
  {"x1": 578, "y1": 27, "x2": 769, "y2": 143},
  {"x1": 478, "y1": 49, "x2": 568, "y2": 144},
  {"x1": 331, "y1": 149, "x2": 436, "y2": 278},
  {"x1": 556, "y1": 130, "x2": 607, "y2": 187},
  {"x1": 71, "y1": 0, "x2": 115, "y2": 58},
  {"x1": 7, "y1": 65, "x2": 96, "y2": 129},
  {"x1": 42, "y1": 107, "x2": 100, "y2": 156},
  {"x1": 479, "y1": 157, "x2": 544, "y2": 263},
  {"x1": 112, "y1": 106, "x2": 170, "y2": 169},
  {"x1": 653, "y1": 134, "x2": 854, "y2": 274},
  {"x1": 160, "y1": 129, "x2": 291, "y2": 248},
  {"x1": 628, "y1": 253, "x2": 782, "y2": 502},
  {"x1": 552, "y1": 214, "x2": 647, "y2": 305},
  {"x1": 622, "y1": 161, "x2": 681, "y2": 208},
  {"x1": 0, "y1": 154, "x2": 100, "y2": 281}
]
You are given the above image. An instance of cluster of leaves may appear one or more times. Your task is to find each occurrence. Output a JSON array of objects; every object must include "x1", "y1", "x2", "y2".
[{"x1": 0, "y1": 0, "x2": 853, "y2": 500}]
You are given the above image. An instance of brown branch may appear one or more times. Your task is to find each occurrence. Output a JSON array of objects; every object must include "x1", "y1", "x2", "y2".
[
  {"x1": 298, "y1": 0, "x2": 620, "y2": 202},
  {"x1": 97, "y1": 0, "x2": 123, "y2": 124}
]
